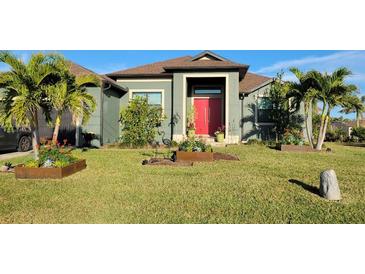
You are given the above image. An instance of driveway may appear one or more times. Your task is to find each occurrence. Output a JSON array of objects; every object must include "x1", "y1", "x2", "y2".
[{"x1": 0, "y1": 150, "x2": 33, "y2": 161}]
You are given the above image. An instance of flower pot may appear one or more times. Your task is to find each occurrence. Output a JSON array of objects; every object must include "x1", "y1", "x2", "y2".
[
  {"x1": 187, "y1": 129, "x2": 195, "y2": 138},
  {"x1": 216, "y1": 133, "x2": 224, "y2": 143}
]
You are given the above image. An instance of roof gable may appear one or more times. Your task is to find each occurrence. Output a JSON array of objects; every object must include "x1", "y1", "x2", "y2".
[{"x1": 190, "y1": 51, "x2": 228, "y2": 61}]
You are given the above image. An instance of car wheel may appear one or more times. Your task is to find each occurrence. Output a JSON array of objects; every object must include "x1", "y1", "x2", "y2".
[{"x1": 17, "y1": 136, "x2": 32, "y2": 152}]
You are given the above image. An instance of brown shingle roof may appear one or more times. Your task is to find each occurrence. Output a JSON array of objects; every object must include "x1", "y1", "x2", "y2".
[
  {"x1": 107, "y1": 52, "x2": 271, "y2": 93},
  {"x1": 68, "y1": 61, "x2": 127, "y2": 92},
  {"x1": 107, "y1": 55, "x2": 248, "y2": 78},
  {"x1": 239, "y1": 72, "x2": 272, "y2": 94},
  {"x1": 108, "y1": 56, "x2": 192, "y2": 77}
]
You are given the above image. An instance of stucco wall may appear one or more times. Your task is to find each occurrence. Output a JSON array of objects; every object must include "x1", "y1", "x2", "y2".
[
  {"x1": 82, "y1": 87, "x2": 102, "y2": 146},
  {"x1": 241, "y1": 84, "x2": 308, "y2": 141},
  {"x1": 102, "y1": 87, "x2": 122, "y2": 144},
  {"x1": 118, "y1": 80, "x2": 173, "y2": 141}
]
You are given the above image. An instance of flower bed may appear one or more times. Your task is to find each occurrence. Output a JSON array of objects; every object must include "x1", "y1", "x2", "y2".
[
  {"x1": 15, "y1": 159, "x2": 86, "y2": 179},
  {"x1": 14, "y1": 141, "x2": 86, "y2": 179},
  {"x1": 175, "y1": 139, "x2": 213, "y2": 162}
]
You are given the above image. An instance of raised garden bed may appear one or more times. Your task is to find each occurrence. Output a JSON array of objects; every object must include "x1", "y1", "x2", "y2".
[
  {"x1": 15, "y1": 159, "x2": 86, "y2": 179},
  {"x1": 175, "y1": 151, "x2": 214, "y2": 162},
  {"x1": 278, "y1": 144, "x2": 318, "y2": 152}
]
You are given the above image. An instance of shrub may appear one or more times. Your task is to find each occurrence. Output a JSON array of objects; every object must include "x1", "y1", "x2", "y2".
[
  {"x1": 351, "y1": 127, "x2": 365, "y2": 142},
  {"x1": 119, "y1": 97, "x2": 165, "y2": 147},
  {"x1": 281, "y1": 128, "x2": 304, "y2": 145},
  {"x1": 178, "y1": 139, "x2": 212, "y2": 152},
  {"x1": 325, "y1": 128, "x2": 347, "y2": 142},
  {"x1": 4, "y1": 162, "x2": 12, "y2": 168}
]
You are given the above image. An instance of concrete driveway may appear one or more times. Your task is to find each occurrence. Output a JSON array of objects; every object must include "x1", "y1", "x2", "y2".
[{"x1": 0, "y1": 150, "x2": 33, "y2": 161}]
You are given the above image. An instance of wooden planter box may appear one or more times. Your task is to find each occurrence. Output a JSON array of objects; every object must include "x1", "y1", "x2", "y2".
[
  {"x1": 15, "y1": 159, "x2": 86, "y2": 179},
  {"x1": 279, "y1": 144, "x2": 317, "y2": 152},
  {"x1": 175, "y1": 151, "x2": 214, "y2": 162}
]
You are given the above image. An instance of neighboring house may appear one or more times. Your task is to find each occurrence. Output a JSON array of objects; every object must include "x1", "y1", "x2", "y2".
[
  {"x1": 331, "y1": 120, "x2": 365, "y2": 138},
  {"x1": 1, "y1": 51, "x2": 308, "y2": 146}
]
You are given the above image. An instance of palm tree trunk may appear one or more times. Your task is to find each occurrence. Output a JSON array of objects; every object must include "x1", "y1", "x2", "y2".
[
  {"x1": 316, "y1": 110, "x2": 330, "y2": 151},
  {"x1": 304, "y1": 103, "x2": 313, "y2": 148},
  {"x1": 356, "y1": 111, "x2": 360, "y2": 128},
  {"x1": 316, "y1": 106, "x2": 327, "y2": 150},
  {"x1": 52, "y1": 113, "x2": 61, "y2": 145},
  {"x1": 31, "y1": 111, "x2": 40, "y2": 160}
]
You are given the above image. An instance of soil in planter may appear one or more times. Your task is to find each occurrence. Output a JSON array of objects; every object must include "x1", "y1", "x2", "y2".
[{"x1": 142, "y1": 158, "x2": 193, "y2": 166}]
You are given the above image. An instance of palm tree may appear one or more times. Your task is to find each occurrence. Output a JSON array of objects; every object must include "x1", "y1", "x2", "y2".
[
  {"x1": 0, "y1": 51, "x2": 64, "y2": 159},
  {"x1": 340, "y1": 94, "x2": 365, "y2": 128},
  {"x1": 287, "y1": 67, "x2": 318, "y2": 148},
  {"x1": 44, "y1": 71, "x2": 98, "y2": 144},
  {"x1": 307, "y1": 68, "x2": 357, "y2": 150}
]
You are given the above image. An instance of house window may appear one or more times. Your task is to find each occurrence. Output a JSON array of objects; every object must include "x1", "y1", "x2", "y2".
[
  {"x1": 132, "y1": 91, "x2": 162, "y2": 107},
  {"x1": 194, "y1": 87, "x2": 222, "y2": 94},
  {"x1": 257, "y1": 97, "x2": 274, "y2": 123}
]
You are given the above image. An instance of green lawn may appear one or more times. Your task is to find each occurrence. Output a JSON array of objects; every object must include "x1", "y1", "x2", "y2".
[{"x1": 0, "y1": 143, "x2": 364, "y2": 223}]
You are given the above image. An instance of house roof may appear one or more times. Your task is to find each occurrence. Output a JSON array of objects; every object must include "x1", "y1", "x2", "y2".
[
  {"x1": 68, "y1": 61, "x2": 127, "y2": 92},
  {"x1": 239, "y1": 72, "x2": 273, "y2": 94},
  {"x1": 107, "y1": 51, "x2": 272, "y2": 93}
]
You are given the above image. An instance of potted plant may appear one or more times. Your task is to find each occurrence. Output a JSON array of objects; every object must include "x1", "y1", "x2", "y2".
[
  {"x1": 214, "y1": 126, "x2": 225, "y2": 143},
  {"x1": 186, "y1": 106, "x2": 196, "y2": 138}
]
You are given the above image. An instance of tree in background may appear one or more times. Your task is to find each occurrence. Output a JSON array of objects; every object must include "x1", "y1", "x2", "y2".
[
  {"x1": 0, "y1": 51, "x2": 64, "y2": 159},
  {"x1": 119, "y1": 96, "x2": 165, "y2": 147},
  {"x1": 340, "y1": 94, "x2": 365, "y2": 128},
  {"x1": 307, "y1": 68, "x2": 357, "y2": 150}
]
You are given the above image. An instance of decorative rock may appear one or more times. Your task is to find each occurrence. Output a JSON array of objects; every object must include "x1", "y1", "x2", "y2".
[
  {"x1": 0, "y1": 166, "x2": 9, "y2": 172},
  {"x1": 319, "y1": 169, "x2": 341, "y2": 200}
]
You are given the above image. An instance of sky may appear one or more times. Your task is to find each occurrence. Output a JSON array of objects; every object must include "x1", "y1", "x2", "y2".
[{"x1": 1, "y1": 50, "x2": 364, "y2": 118}]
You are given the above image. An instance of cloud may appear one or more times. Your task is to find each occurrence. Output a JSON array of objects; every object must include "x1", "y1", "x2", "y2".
[
  {"x1": 256, "y1": 51, "x2": 365, "y2": 75},
  {"x1": 88, "y1": 63, "x2": 128, "y2": 75}
]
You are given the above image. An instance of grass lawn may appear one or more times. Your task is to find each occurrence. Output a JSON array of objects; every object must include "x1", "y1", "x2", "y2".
[{"x1": 0, "y1": 143, "x2": 364, "y2": 223}]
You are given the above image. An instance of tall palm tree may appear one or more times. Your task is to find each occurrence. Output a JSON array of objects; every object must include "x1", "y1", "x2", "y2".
[
  {"x1": 287, "y1": 67, "x2": 318, "y2": 148},
  {"x1": 307, "y1": 67, "x2": 357, "y2": 150},
  {"x1": 340, "y1": 94, "x2": 365, "y2": 128},
  {"x1": 44, "y1": 72, "x2": 98, "y2": 144},
  {"x1": 0, "y1": 51, "x2": 64, "y2": 159}
]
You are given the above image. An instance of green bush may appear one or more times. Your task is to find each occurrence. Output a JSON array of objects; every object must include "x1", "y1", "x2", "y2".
[
  {"x1": 119, "y1": 97, "x2": 165, "y2": 147},
  {"x1": 281, "y1": 128, "x2": 304, "y2": 145},
  {"x1": 325, "y1": 128, "x2": 347, "y2": 142},
  {"x1": 351, "y1": 127, "x2": 365, "y2": 142},
  {"x1": 178, "y1": 139, "x2": 212, "y2": 152}
]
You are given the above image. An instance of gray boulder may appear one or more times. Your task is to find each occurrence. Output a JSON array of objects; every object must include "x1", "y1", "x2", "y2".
[{"x1": 319, "y1": 170, "x2": 341, "y2": 200}]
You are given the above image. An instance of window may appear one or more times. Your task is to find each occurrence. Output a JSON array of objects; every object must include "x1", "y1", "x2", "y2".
[
  {"x1": 257, "y1": 97, "x2": 274, "y2": 123},
  {"x1": 131, "y1": 91, "x2": 162, "y2": 107},
  {"x1": 194, "y1": 87, "x2": 222, "y2": 94}
]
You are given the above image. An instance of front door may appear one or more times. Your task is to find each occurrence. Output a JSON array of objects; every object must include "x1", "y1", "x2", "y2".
[{"x1": 194, "y1": 98, "x2": 223, "y2": 136}]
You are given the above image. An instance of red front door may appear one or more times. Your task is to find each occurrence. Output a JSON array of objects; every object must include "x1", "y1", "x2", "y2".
[{"x1": 194, "y1": 98, "x2": 223, "y2": 136}]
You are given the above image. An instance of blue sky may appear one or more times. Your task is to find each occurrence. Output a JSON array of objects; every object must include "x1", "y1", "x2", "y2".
[{"x1": 1, "y1": 50, "x2": 364, "y2": 118}]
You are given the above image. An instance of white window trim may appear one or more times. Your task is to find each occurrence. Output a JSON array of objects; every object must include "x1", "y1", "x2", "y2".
[
  {"x1": 129, "y1": 89, "x2": 165, "y2": 113},
  {"x1": 254, "y1": 94, "x2": 275, "y2": 126}
]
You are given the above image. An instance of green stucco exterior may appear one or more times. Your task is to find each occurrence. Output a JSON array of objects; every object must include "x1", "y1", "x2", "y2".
[{"x1": 119, "y1": 80, "x2": 173, "y2": 141}]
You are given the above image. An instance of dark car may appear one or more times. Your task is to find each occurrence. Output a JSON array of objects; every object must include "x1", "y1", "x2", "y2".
[{"x1": 0, "y1": 127, "x2": 32, "y2": 152}]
